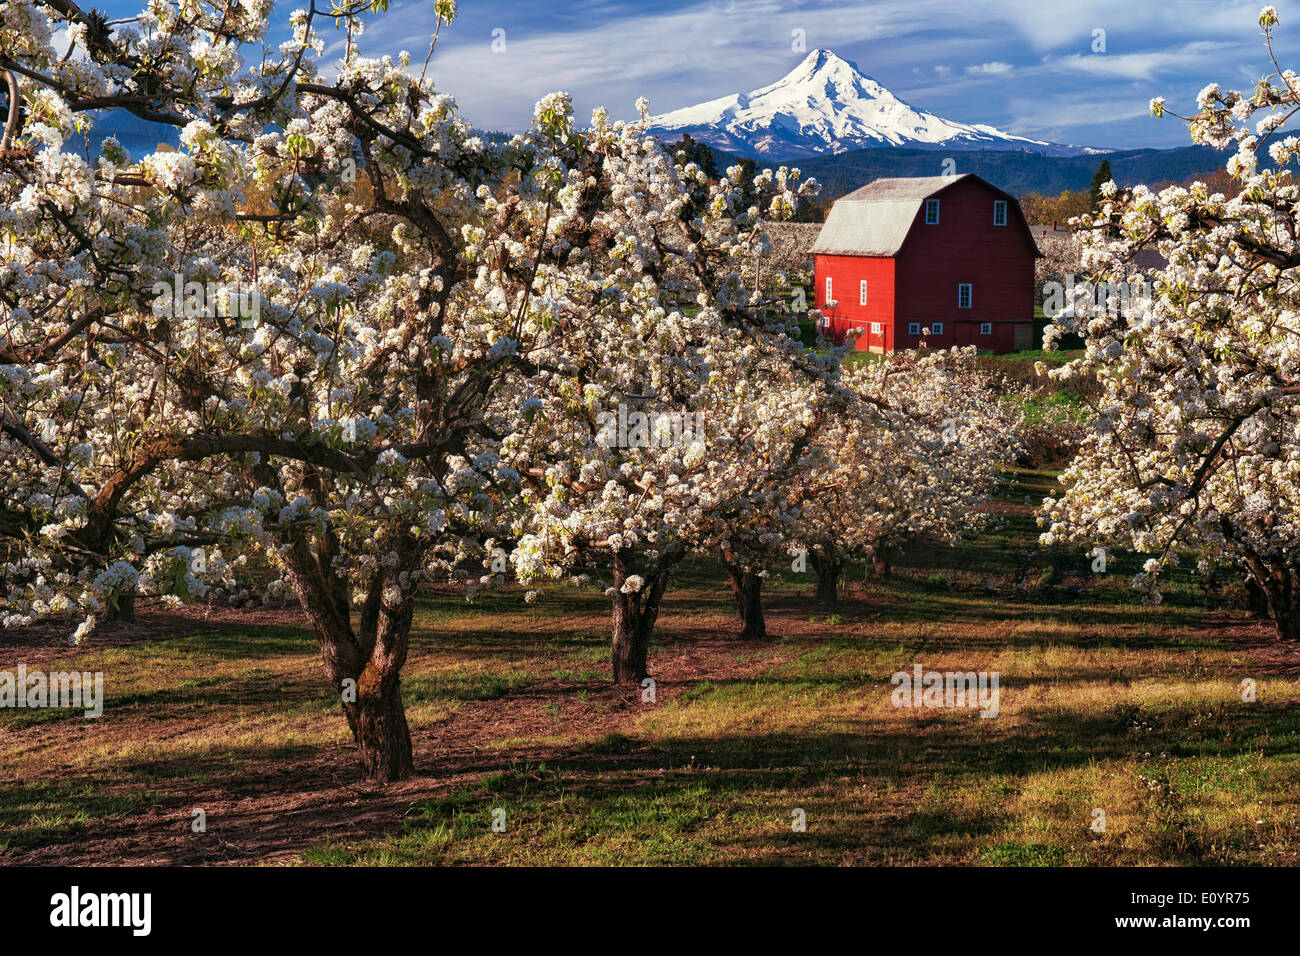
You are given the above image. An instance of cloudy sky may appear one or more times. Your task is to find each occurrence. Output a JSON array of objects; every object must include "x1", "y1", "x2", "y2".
[{"x1": 93, "y1": 0, "x2": 1300, "y2": 150}]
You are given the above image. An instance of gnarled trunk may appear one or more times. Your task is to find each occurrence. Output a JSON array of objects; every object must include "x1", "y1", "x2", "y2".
[
  {"x1": 871, "y1": 547, "x2": 893, "y2": 579},
  {"x1": 610, "y1": 551, "x2": 677, "y2": 684},
  {"x1": 106, "y1": 589, "x2": 136, "y2": 622},
  {"x1": 811, "y1": 553, "x2": 842, "y2": 605},
  {"x1": 611, "y1": 594, "x2": 654, "y2": 684},
  {"x1": 1245, "y1": 574, "x2": 1271, "y2": 618},
  {"x1": 349, "y1": 673, "x2": 413, "y2": 781},
  {"x1": 1275, "y1": 606, "x2": 1300, "y2": 642},
  {"x1": 721, "y1": 558, "x2": 766, "y2": 640},
  {"x1": 284, "y1": 532, "x2": 417, "y2": 782},
  {"x1": 1245, "y1": 559, "x2": 1300, "y2": 641}
]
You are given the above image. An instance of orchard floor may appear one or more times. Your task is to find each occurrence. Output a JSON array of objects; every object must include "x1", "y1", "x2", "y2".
[{"x1": 2, "y1": 468, "x2": 1299, "y2": 866}]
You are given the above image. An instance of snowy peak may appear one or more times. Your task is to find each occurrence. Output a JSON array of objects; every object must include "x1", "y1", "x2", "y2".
[
  {"x1": 646, "y1": 50, "x2": 1095, "y2": 160},
  {"x1": 751, "y1": 49, "x2": 886, "y2": 101},
  {"x1": 758, "y1": 49, "x2": 862, "y2": 88}
]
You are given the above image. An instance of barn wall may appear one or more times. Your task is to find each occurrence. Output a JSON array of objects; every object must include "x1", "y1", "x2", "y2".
[
  {"x1": 892, "y1": 178, "x2": 1036, "y2": 354},
  {"x1": 812, "y1": 254, "x2": 895, "y2": 352}
]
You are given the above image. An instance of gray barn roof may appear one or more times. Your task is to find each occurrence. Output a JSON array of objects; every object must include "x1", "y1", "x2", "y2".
[{"x1": 810, "y1": 173, "x2": 1006, "y2": 257}]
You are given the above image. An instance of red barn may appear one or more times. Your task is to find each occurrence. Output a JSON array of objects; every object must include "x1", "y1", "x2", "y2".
[{"x1": 811, "y1": 174, "x2": 1040, "y2": 354}]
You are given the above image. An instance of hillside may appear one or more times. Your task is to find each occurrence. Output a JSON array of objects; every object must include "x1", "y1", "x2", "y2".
[{"x1": 747, "y1": 144, "x2": 1230, "y2": 199}]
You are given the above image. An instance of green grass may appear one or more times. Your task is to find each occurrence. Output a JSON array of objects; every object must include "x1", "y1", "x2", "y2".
[
  {"x1": 1009, "y1": 387, "x2": 1089, "y2": 427},
  {"x1": 988, "y1": 348, "x2": 1083, "y2": 365}
]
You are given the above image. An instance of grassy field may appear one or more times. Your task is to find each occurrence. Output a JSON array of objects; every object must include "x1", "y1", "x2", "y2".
[{"x1": 1, "y1": 467, "x2": 1298, "y2": 865}]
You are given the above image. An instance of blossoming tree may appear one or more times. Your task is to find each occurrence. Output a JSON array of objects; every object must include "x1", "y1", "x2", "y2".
[
  {"x1": 0, "y1": 0, "x2": 577, "y2": 781},
  {"x1": 790, "y1": 347, "x2": 1022, "y2": 604},
  {"x1": 0, "y1": 0, "x2": 820, "y2": 776},
  {"x1": 1039, "y1": 7, "x2": 1300, "y2": 641},
  {"x1": 496, "y1": 113, "x2": 825, "y2": 681}
]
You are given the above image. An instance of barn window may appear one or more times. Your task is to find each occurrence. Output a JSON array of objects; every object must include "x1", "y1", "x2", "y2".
[
  {"x1": 958, "y1": 283, "x2": 972, "y2": 309},
  {"x1": 871, "y1": 322, "x2": 882, "y2": 335},
  {"x1": 825, "y1": 277, "x2": 832, "y2": 305},
  {"x1": 925, "y1": 199, "x2": 940, "y2": 225},
  {"x1": 931, "y1": 323, "x2": 944, "y2": 335},
  {"x1": 993, "y1": 200, "x2": 1007, "y2": 226},
  {"x1": 860, "y1": 280, "x2": 868, "y2": 306},
  {"x1": 908, "y1": 322, "x2": 920, "y2": 335},
  {"x1": 980, "y1": 322, "x2": 992, "y2": 335}
]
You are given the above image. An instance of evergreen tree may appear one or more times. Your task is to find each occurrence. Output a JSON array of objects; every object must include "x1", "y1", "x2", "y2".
[
  {"x1": 1088, "y1": 159, "x2": 1113, "y2": 211},
  {"x1": 670, "y1": 133, "x2": 718, "y2": 180},
  {"x1": 734, "y1": 156, "x2": 759, "y2": 215}
]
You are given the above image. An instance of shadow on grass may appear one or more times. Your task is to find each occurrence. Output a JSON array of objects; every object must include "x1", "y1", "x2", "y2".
[{"x1": 299, "y1": 694, "x2": 1298, "y2": 864}]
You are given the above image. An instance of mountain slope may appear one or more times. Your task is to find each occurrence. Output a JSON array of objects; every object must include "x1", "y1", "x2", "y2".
[
  {"x1": 65, "y1": 110, "x2": 181, "y2": 158},
  {"x1": 646, "y1": 49, "x2": 1097, "y2": 160}
]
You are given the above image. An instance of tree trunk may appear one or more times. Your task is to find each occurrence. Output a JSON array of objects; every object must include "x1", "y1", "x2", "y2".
[
  {"x1": 1274, "y1": 605, "x2": 1300, "y2": 641},
  {"x1": 1244, "y1": 558, "x2": 1300, "y2": 641},
  {"x1": 1245, "y1": 575, "x2": 1271, "y2": 617},
  {"x1": 812, "y1": 554, "x2": 842, "y2": 604},
  {"x1": 349, "y1": 673, "x2": 413, "y2": 781},
  {"x1": 721, "y1": 558, "x2": 766, "y2": 640},
  {"x1": 107, "y1": 589, "x2": 135, "y2": 622},
  {"x1": 1262, "y1": 569, "x2": 1300, "y2": 641},
  {"x1": 611, "y1": 593, "x2": 653, "y2": 684},
  {"x1": 282, "y1": 533, "x2": 417, "y2": 782},
  {"x1": 871, "y1": 548, "x2": 892, "y2": 579},
  {"x1": 610, "y1": 551, "x2": 677, "y2": 684}
]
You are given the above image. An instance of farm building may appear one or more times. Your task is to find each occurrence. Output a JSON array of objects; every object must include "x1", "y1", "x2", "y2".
[{"x1": 811, "y1": 174, "x2": 1040, "y2": 354}]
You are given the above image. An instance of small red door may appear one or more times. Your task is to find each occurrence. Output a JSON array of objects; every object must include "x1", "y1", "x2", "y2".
[{"x1": 994, "y1": 323, "x2": 1016, "y2": 353}]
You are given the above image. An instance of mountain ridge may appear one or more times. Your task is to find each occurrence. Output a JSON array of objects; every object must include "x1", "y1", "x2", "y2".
[
  {"x1": 763, "y1": 144, "x2": 1229, "y2": 199},
  {"x1": 646, "y1": 49, "x2": 1100, "y2": 160}
]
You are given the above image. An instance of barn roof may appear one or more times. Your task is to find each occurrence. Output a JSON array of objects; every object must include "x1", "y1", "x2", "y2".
[
  {"x1": 838, "y1": 175, "x2": 974, "y2": 203},
  {"x1": 810, "y1": 174, "x2": 1035, "y2": 257}
]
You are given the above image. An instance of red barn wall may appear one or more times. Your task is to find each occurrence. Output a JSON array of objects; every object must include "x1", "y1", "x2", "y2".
[
  {"x1": 892, "y1": 177, "x2": 1036, "y2": 352},
  {"x1": 813, "y1": 254, "x2": 894, "y2": 352}
]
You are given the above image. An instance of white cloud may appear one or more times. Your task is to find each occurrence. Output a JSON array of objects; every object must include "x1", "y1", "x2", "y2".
[
  {"x1": 1046, "y1": 42, "x2": 1236, "y2": 81},
  {"x1": 1003, "y1": 92, "x2": 1155, "y2": 138},
  {"x1": 965, "y1": 61, "x2": 1013, "y2": 75}
]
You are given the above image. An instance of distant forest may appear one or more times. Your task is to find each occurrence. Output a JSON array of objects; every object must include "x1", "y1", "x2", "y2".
[{"x1": 670, "y1": 138, "x2": 1231, "y2": 222}]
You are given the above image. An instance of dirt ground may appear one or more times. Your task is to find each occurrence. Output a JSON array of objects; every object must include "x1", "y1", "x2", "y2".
[{"x1": 0, "y1": 595, "x2": 842, "y2": 865}]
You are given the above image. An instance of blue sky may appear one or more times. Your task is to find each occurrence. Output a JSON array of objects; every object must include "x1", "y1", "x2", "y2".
[{"x1": 87, "y1": 0, "x2": 1300, "y2": 150}]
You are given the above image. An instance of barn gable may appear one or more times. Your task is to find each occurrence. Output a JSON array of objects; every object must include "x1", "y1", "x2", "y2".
[{"x1": 811, "y1": 174, "x2": 1041, "y2": 259}]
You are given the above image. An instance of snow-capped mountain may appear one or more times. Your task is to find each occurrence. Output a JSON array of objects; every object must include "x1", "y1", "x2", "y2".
[{"x1": 646, "y1": 49, "x2": 1098, "y2": 159}]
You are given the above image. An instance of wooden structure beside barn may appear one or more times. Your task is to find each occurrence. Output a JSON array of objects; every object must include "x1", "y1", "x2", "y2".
[{"x1": 811, "y1": 174, "x2": 1040, "y2": 354}]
